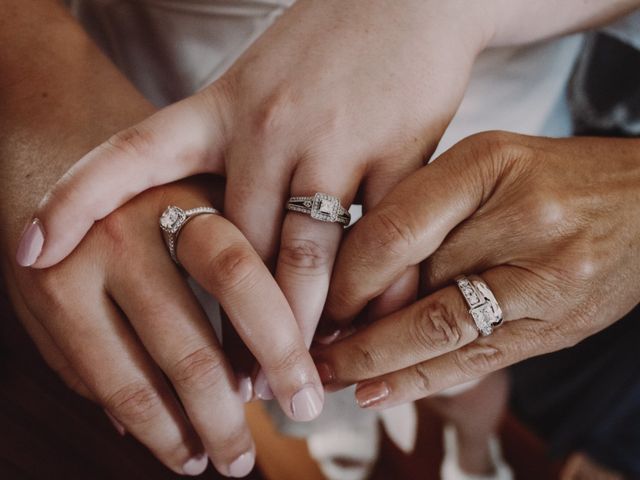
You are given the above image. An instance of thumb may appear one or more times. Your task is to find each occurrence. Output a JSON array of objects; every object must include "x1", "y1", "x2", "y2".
[
  {"x1": 16, "y1": 90, "x2": 229, "y2": 268},
  {"x1": 324, "y1": 131, "x2": 516, "y2": 326}
]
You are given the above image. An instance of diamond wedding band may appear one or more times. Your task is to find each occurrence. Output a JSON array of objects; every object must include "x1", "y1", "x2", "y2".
[
  {"x1": 286, "y1": 192, "x2": 351, "y2": 226},
  {"x1": 160, "y1": 205, "x2": 220, "y2": 264},
  {"x1": 455, "y1": 275, "x2": 503, "y2": 336}
]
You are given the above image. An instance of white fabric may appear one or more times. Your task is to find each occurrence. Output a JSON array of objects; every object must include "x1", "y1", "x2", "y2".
[{"x1": 441, "y1": 424, "x2": 514, "y2": 480}]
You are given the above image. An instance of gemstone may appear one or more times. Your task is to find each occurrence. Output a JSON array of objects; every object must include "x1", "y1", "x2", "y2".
[
  {"x1": 311, "y1": 193, "x2": 340, "y2": 222},
  {"x1": 319, "y1": 199, "x2": 335, "y2": 215},
  {"x1": 160, "y1": 206, "x2": 185, "y2": 232}
]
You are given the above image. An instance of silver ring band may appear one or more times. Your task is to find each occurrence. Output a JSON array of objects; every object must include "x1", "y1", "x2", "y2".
[
  {"x1": 455, "y1": 275, "x2": 503, "y2": 336},
  {"x1": 286, "y1": 192, "x2": 351, "y2": 226},
  {"x1": 159, "y1": 205, "x2": 221, "y2": 264}
]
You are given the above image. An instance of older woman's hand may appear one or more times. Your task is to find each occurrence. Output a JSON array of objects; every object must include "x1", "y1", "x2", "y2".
[{"x1": 317, "y1": 132, "x2": 640, "y2": 408}]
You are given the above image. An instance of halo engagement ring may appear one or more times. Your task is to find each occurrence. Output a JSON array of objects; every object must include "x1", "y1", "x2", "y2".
[
  {"x1": 160, "y1": 205, "x2": 220, "y2": 264},
  {"x1": 455, "y1": 275, "x2": 504, "y2": 336},
  {"x1": 286, "y1": 193, "x2": 351, "y2": 226}
]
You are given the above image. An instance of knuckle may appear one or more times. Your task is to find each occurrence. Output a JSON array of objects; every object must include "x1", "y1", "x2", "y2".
[
  {"x1": 104, "y1": 126, "x2": 155, "y2": 158},
  {"x1": 210, "y1": 426, "x2": 252, "y2": 463},
  {"x1": 410, "y1": 300, "x2": 464, "y2": 352},
  {"x1": 351, "y1": 343, "x2": 378, "y2": 373},
  {"x1": 103, "y1": 382, "x2": 163, "y2": 426},
  {"x1": 94, "y1": 210, "x2": 129, "y2": 248},
  {"x1": 468, "y1": 131, "x2": 524, "y2": 163},
  {"x1": 524, "y1": 190, "x2": 570, "y2": 232},
  {"x1": 562, "y1": 250, "x2": 599, "y2": 284},
  {"x1": 363, "y1": 206, "x2": 416, "y2": 261},
  {"x1": 253, "y1": 86, "x2": 296, "y2": 138},
  {"x1": 207, "y1": 244, "x2": 258, "y2": 294},
  {"x1": 171, "y1": 345, "x2": 226, "y2": 393},
  {"x1": 454, "y1": 343, "x2": 504, "y2": 378},
  {"x1": 267, "y1": 344, "x2": 309, "y2": 376},
  {"x1": 279, "y1": 237, "x2": 331, "y2": 273},
  {"x1": 412, "y1": 362, "x2": 432, "y2": 394}
]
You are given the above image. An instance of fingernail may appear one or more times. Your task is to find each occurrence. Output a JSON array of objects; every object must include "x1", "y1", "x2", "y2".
[
  {"x1": 315, "y1": 329, "x2": 341, "y2": 345},
  {"x1": 16, "y1": 219, "x2": 44, "y2": 267},
  {"x1": 237, "y1": 374, "x2": 253, "y2": 403},
  {"x1": 291, "y1": 385, "x2": 323, "y2": 421},
  {"x1": 254, "y1": 370, "x2": 274, "y2": 400},
  {"x1": 229, "y1": 451, "x2": 255, "y2": 478},
  {"x1": 316, "y1": 362, "x2": 335, "y2": 384},
  {"x1": 356, "y1": 381, "x2": 390, "y2": 408},
  {"x1": 104, "y1": 409, "x2": 126, "y2": 436},
  {"x1": 182, "y1": 454, "x2": 208, "y2": 476}
]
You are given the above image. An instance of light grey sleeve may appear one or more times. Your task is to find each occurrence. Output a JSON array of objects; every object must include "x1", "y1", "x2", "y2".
[{"x1": 603, "y1": 9, "x2": 640, "y2": 50}]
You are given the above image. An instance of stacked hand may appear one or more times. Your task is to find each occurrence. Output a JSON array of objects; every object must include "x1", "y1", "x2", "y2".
[
  {"x1": 316, "y1": 132, "x2": 640, "y2": 408},
  {"x1": 5, "y1": 0, "x2": 640, "y2": 478}
]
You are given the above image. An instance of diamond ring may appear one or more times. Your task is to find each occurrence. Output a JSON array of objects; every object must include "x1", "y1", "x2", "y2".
[
  {"x1": 455, "y1": 275, "x2": 503, "y2": 336},
  {"x1": 159, "y1": 205, "x2": 221, "y2": 264},
  {"x1": 286, "y1": 193, "x2": 351, "y2": 226}
]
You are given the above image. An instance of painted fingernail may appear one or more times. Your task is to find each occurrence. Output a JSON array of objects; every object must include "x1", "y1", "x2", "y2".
[
  {"x1": 104, "y1": 409, "x2": 126, "y2": 436},
  {"x1": 182, "y1": 454, "x2": 208, "y2": 476},
  {"x1": 229, "y1": 451, "x2": 255, "y2": 478},
  {"x1": 16, "y1": 219, "x2": 44, "y2": 267},
  {"x1": 237, "y1": 374, "x2": 253, "y2": 403},
  {"x1": 291, "y1": 385, "x2": 323, "y2": 421},
  {"x1": 316, "y1": 362, "x2": 335, "y2": 384},
  {"x1": 315, "y1": 329, "x2": 341, "y2": 345},
  {"x1": 254, "y1": 370, "x2": 274, "y2": 400},
  {"x1": 356, "y1": 381, "x2": 390, "y2": 408}
]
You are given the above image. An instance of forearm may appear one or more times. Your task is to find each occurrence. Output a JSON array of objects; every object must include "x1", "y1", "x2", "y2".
[
  {"x1": 0, "y1": 0, "x2": 152, "y2": 251},
  {"x1": 488, "y1": 0, "x2": 640, "y2": 47}
]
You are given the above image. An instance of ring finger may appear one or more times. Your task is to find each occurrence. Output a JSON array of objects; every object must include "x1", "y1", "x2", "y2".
[
  {"x1": 276, "y1": 159, "x2": 361, "y2": 346},
  {"x1": 34, "y1": 285, "x2": 204, "y2": 475},
  {"x1": 316, "y1": 265, "x2": 545, "y2": 389},
  {"x1": 174, "y1": 207, "x2": 324, "y2": 423}
]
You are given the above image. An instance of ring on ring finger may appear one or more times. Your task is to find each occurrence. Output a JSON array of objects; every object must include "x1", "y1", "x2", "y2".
[{"x1": 455, "y1": 275, "x2": 503, "y2": 336}]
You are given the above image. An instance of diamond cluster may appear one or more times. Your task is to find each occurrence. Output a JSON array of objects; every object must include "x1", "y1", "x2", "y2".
[
  {"x1": 456, "y1": 277, "x2": 500, "y2": 336},
  {"x1": 159, "y1": 206, "x2": 186, "y2": 234},
  {"x1": 310, "y1": 193, "x2": 340, "y2": 222}
]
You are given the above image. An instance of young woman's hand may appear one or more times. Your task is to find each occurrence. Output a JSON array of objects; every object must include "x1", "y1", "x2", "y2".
[
  {"x1": 25, "y1": 0, "x2": 492, "y2": 345},
  {"x1": 0, "y1": 5, "x2": 321, "y2": 476}
]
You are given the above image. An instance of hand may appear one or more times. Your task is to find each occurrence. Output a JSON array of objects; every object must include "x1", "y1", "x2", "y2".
[
  {"x1": 22, "y1": 0, "x2": 493, "y2": 346},
  {"x1": 5, "y1": 176, "x2": 328, "y2": 476},
  {"x1": 317, "y1": 132, "x2": 640, "y2": 408},
  {"x1": 0, "y1": 8, "x2": 322, "y2": 473}
]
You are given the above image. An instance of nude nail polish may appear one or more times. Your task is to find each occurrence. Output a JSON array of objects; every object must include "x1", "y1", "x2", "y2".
[
  {"x1": 254, "y1": 370, "x2": 274, "y2": 400},
  {"x1": 16, "y1": 219, "x2": 44, "y2": 267},
  {"x1": 229, "y1": 451, "x2": 255, "y2": 478},
  {"x1": 315, "y1": 329, "x2": 341, "y2": 345},
  {"x1": 291, "y1": 385, "x2": 323, "y2": 421},
  {"x1": 182, "y1": 454, "x2": 208, "y2": 476},
  {"x1": 316, "y1": 362, "x2": 335, "y2": 384},
  {"x1": 356, "y1": 381, "x2": 390, "y2": 408},
  {"x1": 237, "y1": 374, "x2": 253, "y2": 403}
]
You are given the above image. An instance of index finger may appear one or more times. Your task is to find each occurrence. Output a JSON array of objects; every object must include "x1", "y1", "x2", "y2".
[
  {"x1": 17, "y1": 88, "x2": 230, "y2": 269},
  {"x1": 323, "y1": 135, "x2": 503, "y2": 326},
  {"x1": 177, "y1": 212, "x2": 324, "y2": 423}
]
